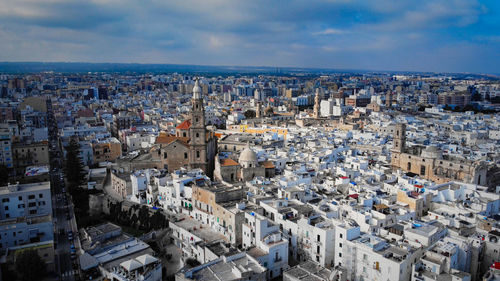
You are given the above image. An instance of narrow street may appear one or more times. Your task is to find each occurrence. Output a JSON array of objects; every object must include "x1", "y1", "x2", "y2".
[{"x1": 47, "y1": 99, "x2": 80, "y2": 281}]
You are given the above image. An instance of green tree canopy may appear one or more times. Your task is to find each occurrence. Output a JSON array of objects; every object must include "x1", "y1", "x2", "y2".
[
  {"x1": 64, "y1": 138, "x2": 86, "y2": 190},
  {"x1": 15, "y1": 249, "x2": 46, "y2": 281},
  {"x1": 0, "y1": 164, "x2": 9, "y2": 186},
  {"x1": 244, "y1": 109, "x2": 256, "y2": 119}
]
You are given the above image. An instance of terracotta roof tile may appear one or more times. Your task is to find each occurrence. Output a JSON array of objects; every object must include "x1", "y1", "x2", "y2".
[
  {"x1": 260, "y1": 161, "x2": 275, "y2": 169},
  {"x1": 176, "y1": 120, "x2": 191, "y2": 130},
  {"x1": 221, "y1": 158, "x2": 239, "y2": 167},
  {"x1": 155, "y1": 132, "x2": 190, "y2": 146}
]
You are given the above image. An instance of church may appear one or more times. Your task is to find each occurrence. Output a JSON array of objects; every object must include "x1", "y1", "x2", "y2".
[
  {"x1": 213, "y1": 142, "x2": 275, "y2": 183},
  {"x1": 151, "y1": 80, "x2": 217, "y2": 178},
  {"x1": 390, "y1": 123, "x2": 487, "y2": 185}
]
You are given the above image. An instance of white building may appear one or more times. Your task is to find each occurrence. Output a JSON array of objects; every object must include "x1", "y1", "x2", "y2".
[
  {"x1": 0, "y1": 182, "x2": 54, "y2": 267},
  {"x1": 243, "y1": 211, "x2": 289, "y2": 279},
  {"x1": 297, "y1": 215, "x2": 335, "y2": 268},
  {"x1": 130, "y1": 170, "x2": 150, "y2": 204},
  {"x1": 103, "y1": 254, "x2": 162, "y2": 281},
  {"x1": 126, "y1": 133, "x2": 156, "y2": 151}
]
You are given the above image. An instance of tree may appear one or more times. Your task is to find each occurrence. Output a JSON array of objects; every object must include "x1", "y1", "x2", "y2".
[
  {"x1": 243, "y1": 110, "x2": 256, "y2": 119},
  {"x1": 0, "y1": 164, "x2": 9, "y2": 186},
  {"x1": 15, "y1": 249, "x2": 46, "y2": 281},
  {"x1": 64, "y1": 138, "x2": 86, "y2": 190},
  {"x1": 64, "y1": 138, "x2": 89, "y2": 220}
]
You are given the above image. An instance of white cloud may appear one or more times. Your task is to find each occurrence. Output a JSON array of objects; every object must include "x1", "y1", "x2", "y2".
[{"x1": 313, "y1": 28, "x2": 347, "y2": 35}]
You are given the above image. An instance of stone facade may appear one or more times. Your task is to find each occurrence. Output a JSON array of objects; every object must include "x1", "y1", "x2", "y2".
[
  {"x1": 110, "y1": 171, "x2": 131, "y2": 199},
  {"x1": 391, "y1": 123, "x2": 487, "y2": 185},
  {"x1": 149, "y1": 80, "x2": 217, "y2": 178},
  {"x1": 191, "y1": 185, "x2": 246, "y2": 245}
]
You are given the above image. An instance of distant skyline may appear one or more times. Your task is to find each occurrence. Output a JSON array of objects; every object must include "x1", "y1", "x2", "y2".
[{"x1": 0, "y1": 0, "x2": 499, "y2": 74}]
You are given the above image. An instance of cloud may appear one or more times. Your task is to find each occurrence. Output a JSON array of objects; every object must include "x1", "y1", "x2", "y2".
[
  {"x1": 313, "y1": 28, "x2": 348, "y2": 35},
  {"x1": 0, "y1": 0, "x2": 498, "y2": 73}
]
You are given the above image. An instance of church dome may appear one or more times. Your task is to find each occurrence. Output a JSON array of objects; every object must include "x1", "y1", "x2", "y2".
[
  {"x1": 239, "y1": 143, "x2": 258, "y2": 164},
  {"x1": 421, "y1": 145, "x2": 442, "y2": 159},
  {"x1": 193, "y1": 79, "x2": 202, "y2": 99}
]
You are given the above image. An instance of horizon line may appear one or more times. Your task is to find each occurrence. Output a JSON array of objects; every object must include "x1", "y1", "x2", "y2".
[{"x1": 0, "y1": 61, "x2": 498, "y2": 77}]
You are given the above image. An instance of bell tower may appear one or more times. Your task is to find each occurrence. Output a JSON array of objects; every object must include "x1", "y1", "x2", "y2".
[
  {"x1": 189, "y1": 79, "x2": 208, "y2": 173},
  {"x1": 313, "y1": 88, "x2": 321, "y2": 119},
  {"x1": 392, "y1": 123, "x2": 406, "y2": 153}
]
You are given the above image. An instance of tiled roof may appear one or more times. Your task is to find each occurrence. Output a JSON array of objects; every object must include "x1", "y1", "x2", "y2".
[
  {"x1": 155, "y1": 132, "x2": 189, "y2": 146},
  {"x1": 176, "y1": 119, "x2": 191, "y2": 130},
  {"x1": 221, "y1": 158, "x2": 239, "y2": 167},
  {"x1": 261, "y1": 161, "x2": 275, "y2": 169}
]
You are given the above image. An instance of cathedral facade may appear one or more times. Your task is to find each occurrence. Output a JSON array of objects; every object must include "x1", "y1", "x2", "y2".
[
  {"x1": 391, "y1": 123, "x2": 487, "y2": 185},
  {"x1": 152, "y1": 80, "x2": 217, "y2": 178}
]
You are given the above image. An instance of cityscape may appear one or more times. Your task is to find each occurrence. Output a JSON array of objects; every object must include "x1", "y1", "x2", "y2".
[{"x1": 1, "y1": 1, "x2": 500, "y2": 281}]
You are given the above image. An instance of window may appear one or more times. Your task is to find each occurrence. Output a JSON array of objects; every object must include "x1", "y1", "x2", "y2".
[
  {"x1": 340, "y1": 233, "x2": 343, "y2": 239},
  {"x1": 29, "y1": 210, "x2": 37, "y2": 215},
  {"x1": 196, "y1": 133, "x2": 199, "y2": 138},
  {"x1": 39, "y1": 194, "x2": 43, "y2": 198},
  {"x1": 163, "y1": 152, "x2": 167, "y2": 159},
  {"x1": 339, "y1": 243, "x2": 342, "y2": 248},
  {"x1": 184, "y1": 152, "x2": 188, "y2": 159},
  {"x1": 317, "y1": 234, "x2": 320, "y2": 241},
  {"x1": 28, "y1": 195, "x2": 35, "y2": 200},
  {"x1": 420, "y1": 165, "x2": 426, "y2": 176},
  {"x1": 407, "y1": 162, "x2": 411, "y2": 170},
  {"x1": 339, "y1": 253, "x2": 342, "y2": 257},
  {"x1": 18, "y1": 196, "x2": 22, "y2": 201},
  {"x1": 4, "y1": 206, "x2": 8, "y2": 211},
  {"x1": 196, "y1": 151, "x2": 200, "y2": 158},
  {"x1": 1, "y1": 198, "x2": 8, "y2": 203},
  {"x1": 363, "y1": 254, "x2": 367, "y2": 260}
]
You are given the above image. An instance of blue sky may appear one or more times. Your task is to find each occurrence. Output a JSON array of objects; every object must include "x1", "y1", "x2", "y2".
[{"x1": 0, "y1": 0, "x2": 499, "y2": 73}]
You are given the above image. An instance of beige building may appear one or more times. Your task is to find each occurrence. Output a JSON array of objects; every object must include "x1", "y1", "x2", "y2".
[
  {"x1": 391, "y1": 124, "x2": 487, "y2": 185},
  {"x1": 396, "y1": 189, "x2": 432, "y2": 218},
  {"x1": 92, "y1": 138, "x2": 122, "y2": 163},
  {"x1": 12, "y1": 141, "x2": 50, "y2": 176},
  {"x1": 191, "y1": 185, "x2": 246, "y2": 245},
  {"x1": 110, "y1": 171, "x2": 131, "y2": 199},
  {"x1": 152, "y1": 132, "x2": 190, "y2": 172}
]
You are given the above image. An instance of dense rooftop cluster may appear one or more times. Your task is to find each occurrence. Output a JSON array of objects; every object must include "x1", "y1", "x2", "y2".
[{"x1": 0, "y1": 71, "x2": 499, "y2": 281}]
